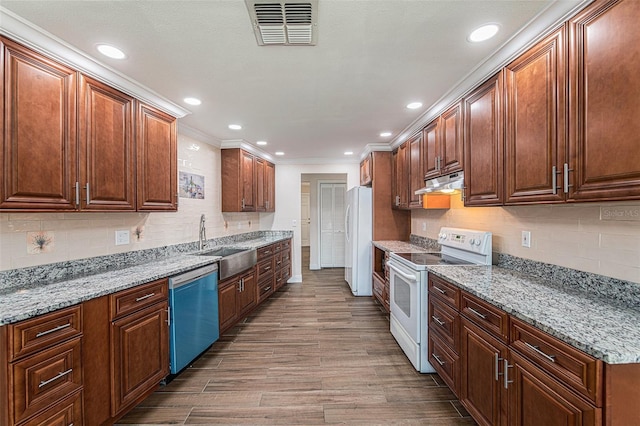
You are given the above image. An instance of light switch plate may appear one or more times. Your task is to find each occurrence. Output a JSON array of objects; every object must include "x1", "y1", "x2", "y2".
[
  {"x1": 115, "y1": 230, "x2": 130, "y2": 246},
  {"x1": 521, "y1": 231, "x2": 531, "y2": 248}
]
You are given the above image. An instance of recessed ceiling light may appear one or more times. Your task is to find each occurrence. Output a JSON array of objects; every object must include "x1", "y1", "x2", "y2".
[
  {"x1": 275, "y1": 151, "x2": 284, "y2": 156},
  {"x1": 406, "y1": 102, "x2": 423, "y2": 110},
  {"x1": 380, "y1": 132, "x2": 392, "y2": 137},
  {"x1": 469, "y1": 24, "x2": 500, "y2": 42},
  {"x1": 184, "y1": 97, "x2": 201, "y2": 106},
  {"x1": 344, "y1": 151, "x2": 353, "y2": 155},
  {"x1": 96, "y1": 44, "x2": 126, "y2": 59},
  {"x1": 228, "y1": 124, "x2": 242, "y2": 130},
  {"x1": 256, "y1": 141, "x2": 268, "y2": 146}
]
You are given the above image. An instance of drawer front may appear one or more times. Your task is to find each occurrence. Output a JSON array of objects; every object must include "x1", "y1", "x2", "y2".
[
  {"x1": 429, "y1": 333, "x2": 459, "y2": 396},
  {"x1": 461, "y1": 291, "x2": 508, "y2": 341},
  {"x1": 373, "y1": 274, "x2": 384, "y2": 299},
  {"x1": 428, "y1": 274, "x2": 460, "y2": 308},
  {"x1": 280, "y1": 249, "x2": 291, "y2": 265},
  {"x1": 110, "y1": 278, "x2": 168, "y2": 320},
  {"x1": 11, "y1": 337, "x2": 83, "y2": 425},
  {"x1": 510, "y1": 317, "x2": 602, "y2": 405},
  {"x1": 280, "y1": 238, "x2": 291, "y2": 252},
  {"x1": 428, "y1": 297, "x2": 460, "y2": 353},
  {"x1": 23, "y1": 389, "x2": 83, "y2": 426},
  {"x1": 274, "y1": 252, "x2": 284, "y2": 269},
  {"x1": 257, "y1": 257, "x2": 275, "y2": 280},
  {"x1": 258, "y1": 278, "x2": 274, "y2": 302},
  {"x1": 9, "y1": 305, "x2": 82, "y2": 361},
  {"x1": 257, "y1": 244, "x2": 276, "y2": 260}
]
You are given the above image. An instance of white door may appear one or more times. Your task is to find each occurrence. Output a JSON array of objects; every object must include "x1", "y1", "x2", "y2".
[
  {"x1": 319, "y1": 183, "x2": 346, "y2": 268},
  {"x1": 301, "y1": 192, "x2": 310, "y2": 247}
]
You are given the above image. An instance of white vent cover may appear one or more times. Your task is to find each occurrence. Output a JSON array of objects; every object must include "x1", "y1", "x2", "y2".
[{"x1": 246, "y1": 1, "x2": 318, "y2": 46}]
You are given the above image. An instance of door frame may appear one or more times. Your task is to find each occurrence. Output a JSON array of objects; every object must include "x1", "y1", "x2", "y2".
[{"x1": 317, "y1": 180, "x2": 347, "y2": 269}]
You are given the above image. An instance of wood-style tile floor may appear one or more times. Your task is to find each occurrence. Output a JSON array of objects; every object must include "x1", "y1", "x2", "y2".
[{"x1": 116, "y1": 248, "x2": 475, "y2": 425}]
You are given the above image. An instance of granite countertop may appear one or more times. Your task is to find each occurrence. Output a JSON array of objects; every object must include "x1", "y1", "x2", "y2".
[
  {"x1": 427, "y1": 265, "x2": 640, "y2": 364},
  {"x1": 373, "y1": 240, "x2": 431, "y2": 253},
  {"x1": 0, "y1": 235, "x2": 291, "y2": 326}
]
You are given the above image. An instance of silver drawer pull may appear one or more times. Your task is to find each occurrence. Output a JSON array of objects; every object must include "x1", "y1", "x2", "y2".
[
  {"x1": 36, "y1": 323, "x2": 71, "y2": 338},
  {"x1": 432, "y1": 286, "x2": 446, "y2": 294},
  {"x1": 431, "y1": 315, "x2": 445, "y2": 326},
  {"x1": 524, "y1": 342, "x2": 556, "y2": 363},
  {"x1": 264, "y1": 266, "x2": 271, "y2": 271},
  {"x1": 468, "y1": 307, "x2": 486, "y2": 319},
  {"x1": 39, "y1": 368, "x2": 73, "y2": 388},
  {"x1": 265, "y1": 286, "x2": 271, "y2": 292},
  {"x1": 432, "y1": 354, "x2": 445, "y2": 366},
  {"x1": 135, "y1": 293, "x2": 156, "y2": 302}
]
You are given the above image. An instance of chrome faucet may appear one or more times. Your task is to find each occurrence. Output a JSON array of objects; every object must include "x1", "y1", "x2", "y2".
[{"x1": 199, "y1": 214, "x2": 207, "y2": 250}]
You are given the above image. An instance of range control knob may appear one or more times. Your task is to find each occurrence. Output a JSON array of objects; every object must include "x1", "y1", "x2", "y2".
[
  {"x1": 439, "y1": 233, "x2": 447, "y2": 240},
  {"x1": 474, "y1": 239, "x2": 482, "y2": 246},
  {"x1": 468, "y1": 238, "x2": 476, "y2": 246}
]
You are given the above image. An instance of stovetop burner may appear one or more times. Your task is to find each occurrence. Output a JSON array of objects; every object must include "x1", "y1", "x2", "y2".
[{"x1": 394, "y1": 252, "x2": 475, "y2": 266}]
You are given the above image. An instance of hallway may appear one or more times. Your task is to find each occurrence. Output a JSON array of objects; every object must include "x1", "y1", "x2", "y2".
[{"x1": 117, "y1": 249, "x2": 474, "y2": 424}]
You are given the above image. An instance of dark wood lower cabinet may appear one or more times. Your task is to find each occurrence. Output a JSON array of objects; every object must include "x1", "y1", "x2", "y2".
[{"x1": 218, "y1": 269, "x2": 257, "y2": 335}]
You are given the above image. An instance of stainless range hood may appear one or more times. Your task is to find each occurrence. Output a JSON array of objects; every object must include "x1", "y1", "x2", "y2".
[{"x1": 415, "y1": 171, "x2": 464, "y2": 195}]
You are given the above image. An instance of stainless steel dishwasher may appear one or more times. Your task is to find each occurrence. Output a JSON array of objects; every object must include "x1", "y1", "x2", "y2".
[{"x1": 168, "y1": 263, "x2": 219, "y2": 374}]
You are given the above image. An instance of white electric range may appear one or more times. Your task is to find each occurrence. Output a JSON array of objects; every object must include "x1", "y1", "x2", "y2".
[{"x1": 387, "y1": 227, "x2": 492, "y2": 373}]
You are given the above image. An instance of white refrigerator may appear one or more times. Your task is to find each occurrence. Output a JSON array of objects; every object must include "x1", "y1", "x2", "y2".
[{"x1": 344, "y1": 186, "x2": 373, "y2": 296}]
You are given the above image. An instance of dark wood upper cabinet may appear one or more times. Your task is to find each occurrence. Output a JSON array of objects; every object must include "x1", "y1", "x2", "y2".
[
  {"x1": 79, "y1": 75, "x2": 136, "y2": 211},
  {"x1": 255, "y1": 156, "x2": 266, "y2": 212},
  {"x1": 0, "y1": 38, "x2": 78, "y2": 210},
  {"x1": 440, "y1": 102, "x2": 464, "y2": 175},
  {"x1": 392, "y1": 142, "x2": 409, "y2": 209},
  {"x1": 504, "y1": 25, "x2": 567, "y2": 205},
  {"x1": 568, "y1": 0, "x2": 640, "y2": 201},
  {"x1": 463, "y1": 72, "x2": 504, "y2": 206},
  {"x1": 423, "y1": 119, "x2": 440, "y2": 180},
  {"x1": 136, "y1": 102, "x2": 177, "y2": 211},
  {"x1": 408, "y1": 133, "x2": 423, "y2": 208},
  {"x1": 221, "y1": 148, "x2": 274, "y2": 212},
  {"x1": 265, "y1": 160, "x2": 275, "y2": 212}
]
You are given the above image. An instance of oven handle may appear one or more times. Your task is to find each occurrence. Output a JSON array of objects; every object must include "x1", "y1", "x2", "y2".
[{"x1": 386, "y1": 262, "x2": 418, "y2": 283}]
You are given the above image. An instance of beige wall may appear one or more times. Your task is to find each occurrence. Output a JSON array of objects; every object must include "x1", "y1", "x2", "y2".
[
  {"x1": 411, "y1": 196, "x2": 640, "y2": 284},
  {"x1": 0, "y1": 134, "x2": 260, "y2": 271}
]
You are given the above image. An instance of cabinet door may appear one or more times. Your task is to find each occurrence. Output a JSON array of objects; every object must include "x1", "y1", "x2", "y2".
[
  {"x1": 423, "y1": 119, "x2": 440, "y2": 180},
  {"x1": 505, "y1": 26, "x2": 567, "y2": 204},
  {"x1": 218, "y1": 279, "x2": 238, "y2": 333},
  {"x1": 237, "y1": 270, "x2": 257, "y2": 317},
  {"x1": 136, "y1": 102, "x2": 177, "y2": 211},
  {"x1": 265, "y1": 161, "x2": 275, "y2": 211},
  {"x1": 392, "y1": 142, "x2": 409, "y2": 209},
  {"x1": 241, "y1": 150, "x2": 256, "y2": 211},
  {"x1": 568, "y1": 0, "x2": 640, "y2": 201},
  {"x1": 464, "y1": 72, "x2": 504, "y2": 206},
  {"x1": 408, "y1": 133, "x2": 423, "y2": 208},
  {"x1": 508, "y1": 351, "x2": 600, "y2": 426},
  {"x1": 255, "y1": 157, "x2": 266, "y2": 212},
  {"x1": 441, "y1": 101, "x2": 464, "y2": 175},
  {"x1": 79, "y1": 74, "x2": 136, "y2": 211},
  {"x1": 460, "y1": 317, "x2": 508, "y2": 426},
  {"x1": 110, "y1": 301, "x2": 169, "y2": 416},
  {"x1": 360, "y1": 153, "x2": 372, "y2": 186},
  {"x1": 1, "y1": 38, "x2": 77, "y2": 210}
]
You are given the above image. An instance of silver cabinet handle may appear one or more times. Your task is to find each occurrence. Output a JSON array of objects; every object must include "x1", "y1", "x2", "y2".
[
  {"x1": 265, "y1": 286, "x2": 271, "y2": 292},
  {"x1": 135, "y1": 293, "x2": 155, "y2": 302},
  {"x1": 39, "y1": 368, "x2": 73, "y2": 388},
  {"x1": 166, "y1": 306, "x2": 171, "y2": 327},
  {"x1": 552, "y1": 165, "x2": 561, "y2": 195},
  {"x1": 468, "y1": 307, "x2": 486, "y2": 319},
  {"x1": 524, "y1": 342, "x2": 556, "y2": 363},
  {"x1": 264, "y1": 266, "x2": 271, "y2": 272},
  {"x1": 503, "y1": 358, "x2": 513, "y2": 389},
  {"x1": 431, "y1": 315, "x2": 445, "y2": 326},
  {"x1": 74, "y1": 182, "x2": 80, "y2": 206},
  {"x1": 36, "y1": 323, "x2": 71, "y2": 338},
  {"x1": 461, "y1": 186, "x2": 466, "y2": 202},
  {"x1": 432, "y1": 353, "x2": 445, "y2": 366},
  {"x1": 432, "y1": 286, "x2": 446, "y2": 295},
  {"x1": 85, "y1": 183, "x2": 90, "y2": 204},
  {"x1": 494, "y1": 353, "x2": 504, "y2": 381},
  {"x1": 241, "y1": 198, "x2": 245, "y2": 210},
  {"x1": 563, "y1": 163, "x2": 573, "y2": 194}
]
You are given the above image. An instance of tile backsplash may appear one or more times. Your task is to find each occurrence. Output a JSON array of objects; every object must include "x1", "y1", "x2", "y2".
[
  {"x1": 411, "y1": 196, "x2": 640, "y2": 284},
  {"x1": 0, "y1": 134, "x2": 263, "y2": 271}
]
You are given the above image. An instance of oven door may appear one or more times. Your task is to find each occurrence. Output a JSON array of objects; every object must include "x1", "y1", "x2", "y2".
[{"x1": 388, "y1": 258, "x2": 422, "y2": 370}]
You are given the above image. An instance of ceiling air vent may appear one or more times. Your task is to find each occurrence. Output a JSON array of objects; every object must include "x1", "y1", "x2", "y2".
[{"x1": 246, "y1": 0, "x2": 318, "y2": 46}]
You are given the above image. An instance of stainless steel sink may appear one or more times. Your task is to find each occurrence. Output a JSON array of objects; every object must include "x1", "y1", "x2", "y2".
[{"x1": 196, "y1": 247, "x2": 257, "y2": 280}]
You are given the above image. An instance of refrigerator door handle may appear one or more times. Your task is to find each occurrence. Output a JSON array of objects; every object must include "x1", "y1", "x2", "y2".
[{"x1": 345, "y1": 204, "x2": 351, "y2": 243}]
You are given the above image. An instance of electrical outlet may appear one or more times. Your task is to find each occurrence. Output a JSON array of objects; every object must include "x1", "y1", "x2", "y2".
[
  {"x1": 422, "y1": 222, "x2": 427, "y2": 231},
  {"x1": 292, "y1": 219, "x2": 297, "y2": 227},
  {"x1": 521, "y1": 231, "x2": 531, "y2": 248},
  {"x1": 115, "y1": 230, "x2": 130, "y2": 246}
]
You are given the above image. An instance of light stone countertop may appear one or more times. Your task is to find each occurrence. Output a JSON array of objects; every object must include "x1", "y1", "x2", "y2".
[
  {"x1": 372, "y1": 240, "x2": 432, "y2": 253},
  {"x1": 0, "y1": 236, "x2": 290, "y2": 326},
  {"x1": 427, "y1": 265, "x2": 640, "y2": 364}
]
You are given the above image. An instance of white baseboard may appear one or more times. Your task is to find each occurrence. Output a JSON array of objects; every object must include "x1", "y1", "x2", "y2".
[
  {"x1": 309, "y1": 263, "x2": 320, "y2": 270},
  {"x1": 287, "y1": 274, "x2": 303, "y2": 283}
]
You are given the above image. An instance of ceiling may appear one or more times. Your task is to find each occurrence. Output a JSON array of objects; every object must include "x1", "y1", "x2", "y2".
[{"x1": 1, "y1": 1, "x2": 584, "y2": 163}]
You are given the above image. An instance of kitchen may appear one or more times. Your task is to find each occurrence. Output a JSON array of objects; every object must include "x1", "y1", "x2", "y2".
[{"x1": 1, "y1": 0, "x2": 640, "y2": 425}]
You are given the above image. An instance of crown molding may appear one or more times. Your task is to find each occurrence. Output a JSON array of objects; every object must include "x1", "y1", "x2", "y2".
[
  {"x1": 0, "y1": 7, "x2": 191, "y2": 119},
  {"x1": 359, "y1": 143, "x2": 393, "y2": 161},
  {"x1": 220, "y1": 140, "x2": 276, "y2": 162},
  {"x1": 178, "y1": 123, "x2": 221, "y2": 147}
]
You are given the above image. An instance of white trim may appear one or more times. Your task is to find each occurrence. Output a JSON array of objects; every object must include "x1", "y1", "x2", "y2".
[
  {"x1": 389, "y1": 0, "x2": 592, "y2": 151},
  {"x1": 178, "y1": 124, "x2": 221, "y2": 147},
  {"x1": 287, "y1": 275, "x2": 303, "y2": 283},
  {"x1": 359, "y1": 143, "x2": 393, "y2": 161},
  {"x1": 0, "y1": 6, "x2": 191, "y2": 119},
  {"x1": 220, "y1": 139, "x2": 275, "y2": 162}
]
